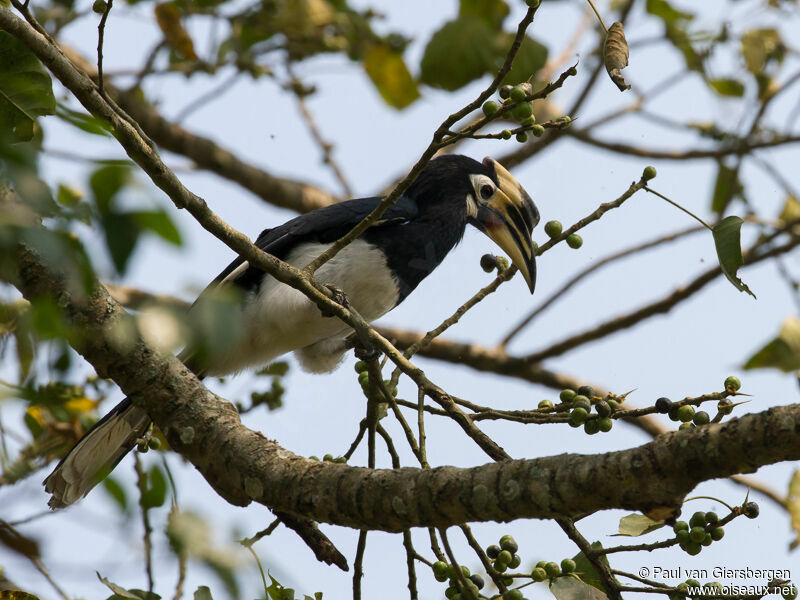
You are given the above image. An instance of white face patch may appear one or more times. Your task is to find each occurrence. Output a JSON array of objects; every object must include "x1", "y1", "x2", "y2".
[{"x1": 467, "y1": 173, "x2": 496, "y2": 218}]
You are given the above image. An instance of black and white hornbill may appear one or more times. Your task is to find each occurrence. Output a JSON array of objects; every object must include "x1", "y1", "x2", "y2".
[{"x1": 43, "y1": 154, "x2": 539, "y2": 508}]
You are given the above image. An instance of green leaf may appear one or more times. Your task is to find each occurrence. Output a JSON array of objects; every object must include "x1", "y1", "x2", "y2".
[
  {"x1": 551, "y1": 575, "x2": 608, "y2": 600},
  {"x1": 55, "y1": 103, "x2": 112, "y2": 136},
  {"x1": 102, "y1": 212, "x2": 141, "y2": 274},
  {"x1": 646, "y1": 0, "x2": 693, "y2": 23},
  {"x1": 743, "y1": 317, "x2": 800, "y2": 372},
  {"x1": 741, "y1": 28, "x2": 784, "y2": 74},
  {"x1": 102, "y1": 476, "x2": 129, "y2": 511},
  {"x1": 132, "y1": 210, "x2": 183, "y2": 246},
  {"x1": 778, "y1": 195, "x2": 800, "y2": 225},
  {"x1": 711, "y1": 164, "x2": 739, "y2": 214},
  {"x1": 571, "y1": 542, "x2": 610, "y2": 593},
  {"x1": 0, "y1": 31, "x2": 56, "y2": 141},
  {"x1": 500, "y1": 34, "x2": 548, "y2": 86},
  {"x1": 420, "y1": 17, "x2": 497, "y2": 91},
  {"x1": 267, "y1": 575, "x2": 297, "y2": 600},
  {"x1": 97, "y1": 573, "x2": 146, "y2": 599},
  {"x1": 141, "y1": 464, "x2": 168, "y2": 509},
  {"x1": 90, "y1": 164, "x2": 130, "y2": 215},
  {"x1": 459, "y1": 0, "x2": 509, "y2": 29},
  {"x1": 788, "y1": 469, "x2": 800, "y2": 551},
  {"x1": 712, "y1": 215, "x2": 755, "y2": 297},
  {"x1": 363, "y1": 44, "x2": 420, "y2": 110},
  {"x1": 193, "y1": 587, "x2": 214, "y2": 600},
  {"x1": 707, "y1": 78, "x2": 745, "y2": 97},
  {"x1": 615, "y1": 513, "x2": 665, "y2": 536}
]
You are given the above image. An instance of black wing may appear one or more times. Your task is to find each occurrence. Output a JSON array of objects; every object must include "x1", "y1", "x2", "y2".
[{"x1": 207, "y1": 195, "x2": 419, "y2": 293}]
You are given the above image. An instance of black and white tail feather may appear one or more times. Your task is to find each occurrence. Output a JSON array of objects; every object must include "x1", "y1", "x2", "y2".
[{"x1": 43, "y1": 398, "x2": 151, "y2": 508}]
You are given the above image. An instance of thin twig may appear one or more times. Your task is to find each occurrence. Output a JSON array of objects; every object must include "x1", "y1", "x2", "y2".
[
  {"x1": 96, "y1": 0, "x2": 113, "y2": 97},
  {"x1": 134, "y1": 453, "x2": 154, "y2": 594}
]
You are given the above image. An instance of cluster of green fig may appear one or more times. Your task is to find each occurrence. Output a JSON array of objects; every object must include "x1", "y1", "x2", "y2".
[
  {"x1": 672, "y1": 511, "x2": 726, "y2": 556},
  {"x1": 655, "y1": 376, "x2": 742, "y2": 430},
  {"x1": 432, "y1": 559, "x2": 488, "y2": 599},
  {"x1": 354, "y1": 360, "x2": 398, "y2": 397},
  {"x1": 545, "y1": 386, "x2": 616, "y2": 434},
  {"x1": 308, "y1": 454, "x2": 347, "y2": 463},
  {"x1": 530, "y1": 557, "x2": 576, "y2": 583},
  {"x1": 669, "y1": 579, "x2": 723, "y2": 600},
  {"x1": 543, "y1": 220, "x2": 582, "y2": 249},
  {"x1": 482, "y1": 83, "x2": 545, "y2": 143}
]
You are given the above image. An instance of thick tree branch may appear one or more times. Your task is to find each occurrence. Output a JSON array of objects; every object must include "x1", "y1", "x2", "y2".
[{"x1": 10, "y1": 238, "x2": 800, "y2": 532}]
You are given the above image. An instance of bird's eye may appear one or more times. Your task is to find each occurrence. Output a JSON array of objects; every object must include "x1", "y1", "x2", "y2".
[{"x1": 479, "y1": 184, "x2": 494, "y2": 200}]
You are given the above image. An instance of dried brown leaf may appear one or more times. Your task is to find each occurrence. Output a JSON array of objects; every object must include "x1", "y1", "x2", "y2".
[{"x1": 603, "y1": 22, "x2": 630, "y2": 91}]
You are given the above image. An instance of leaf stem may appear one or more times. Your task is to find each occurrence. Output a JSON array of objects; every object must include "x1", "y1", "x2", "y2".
[
  {"x1": 586, "y1": 0, "x2": 608, "y2": 33},
  {"x1": 645, "y1": 186, "x2": 713, "y2": 230}
]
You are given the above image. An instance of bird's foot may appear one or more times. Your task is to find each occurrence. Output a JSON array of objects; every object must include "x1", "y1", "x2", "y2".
[
  {"x1": 320, "y1": 284, "x2": 349, "y2": 317},
  {"x1": 353, "y1": 342, "x2": 381, "y2": 363}
]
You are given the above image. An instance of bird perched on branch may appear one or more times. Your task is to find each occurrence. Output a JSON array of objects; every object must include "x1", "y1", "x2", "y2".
[{"x1": 44, "y1": 154, "x2": 539, "y2": 508}]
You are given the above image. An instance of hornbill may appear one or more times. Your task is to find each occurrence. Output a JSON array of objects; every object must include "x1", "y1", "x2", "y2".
[{"x1": 43, "y1": 154, "x2": 539, "y2": 508}]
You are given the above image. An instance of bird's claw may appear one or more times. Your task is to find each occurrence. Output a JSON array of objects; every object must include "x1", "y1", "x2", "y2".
[
  {"x1": 319, "y1": 284, "x2": 349, "y2": 317},
  {"x1": 354, "y1": 344, "x2": 381, "y2": 362}
]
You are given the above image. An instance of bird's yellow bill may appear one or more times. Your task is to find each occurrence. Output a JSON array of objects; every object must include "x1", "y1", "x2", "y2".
[{"x1": 481, "y1": 158, "x2": 539, "y2": 293}]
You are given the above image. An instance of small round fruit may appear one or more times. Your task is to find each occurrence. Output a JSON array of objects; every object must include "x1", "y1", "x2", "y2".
[
  {"x1": 598, "y1": 417, "x2": 613, "y2": 432},
  {"x1": 469, "y1": 574, "x2": 485, "y2": 590},
  {"x1": 354, "y1": 360, "x2": 368, "y2": 373},
  {"x1": 569, "y1": 407, "x2": 589, "y2": 427},
  {"x1": 511, "y1": 101, "x2": 533, "y2": 121},
  {"x1": 509, "y1": 85, "x2": 527, "y2": 102},
  {"x1": 685, "y1": 579, "x2": 701, "y2": 588},
  {"x1": 545, "y1": 562, "x2": 561, "y2": 578},
  {"x1": 642, "y1": 166, "x2": 657, "y2": 181},
  {"x1": 358, "y1": 372, "x2": 369, "y2": 386},
  {"x1": 782, "y1": 585, "x2": 798, "y2": 600},
  {"x1": 584, "y1": 419, "x2": 600, "y2": 435},
  {"x1": 531, "y1": 567, "x2": 547, "y2": 582},
  {"x1": 566, "y1": 234, "x2": 583, "y2": 249},
  {"x1": 503, "y1": 590, "x2": 523, "y2": 600},
  {"x1": 676, "y1": 530, "x2": 690, "y2": 545},
  {"x1": 538, "y1": 399, "x2": 554, "y2": 409},
  {"x1": 668, "y1": 405, "x2": 681, "y2": 421},
  {"x1": 526, "y1": 0, "x2": 541, "y2": 8},
  {"x1": 693, "y1": 411, "x2": 710, "y2": 425},
  {"x1": 743, "y1": 501, "x2": 760, "y2": 519},
  {"x1": 678, "y1": 422, "x2": 694, "y2": 431},
  {"x1": 607, "y1": 399, "x2": 620, "y2": 411},
  {"x1": 577, "y1": 385, "x2": 594, "y2": 398},
  {"x1": 684, "y1": 541, "x2": 702, "y2": 556},
  {"x1": 499, "y1": 85, "x2": 514, "y2": 99},
  {"x1": 496, "y1": 550, "x2": 513, "y2": 566},
  {"x1": 560, "y1": 389, "x2": 576, "y2": 403},
  {"x1": 544, "y1": 220, "x2": 563, "y2": 238},
  {"x1": 515, "y1": 132, "x2": 528, "y2": 143},
  {"x1": 677, "y1": 405, "x2": 695, "y2": 423},
  {"x1": 460, "y1": 565, "x2": 470, "y2": 578},
  {"x1": 323, "y1": 453, "x2": 334, "y2": 462},
  {"x1": 509, "y1": 554, "x2": 521, "y2": 569},
  {"x1": 445, "y1": 586, "x2": 458, "y2": 599},
  {"x1": 594, "y1": 400, "x2": 611, "y2": 417},
  {"x1": 717, "y1": 399, "x2": 733, "y2": 415},
  {"x1": 572, "y1": 395, "x2": 591, "y2": 411},
  {"x1": 561, "y1": 559, "x2": 576, "y2": 573},
  {"x1": 482, "y1": 100, "x2": 500, "y2": 117},
  {"x1": 536, "y1": 561, "x2": 548, "y2": 569},
  {"x1": 655, "y1": 397, "x2": 673, "y2": 414},
  {"x1": 531, "y1": 124, "x2": 545, "y2": 137},
  {"x1": 501, "y1": 129, "x2": 512, "y2": 140},
  {"x1": 92, "y1": 0, "x2": 107, "y2": 13},
  {"x1": 724, "y1": 375, "x2": 741, "y2": 391},
  {"x1": 689, "y1": 512, "x2": 707, "y2": 528},
  {"x1": 701, "y1": 533, "x2": 713, "y2": 546},
  {"x1": 673, "y1": 520, "x2": 689, "y2": 533},
  {"x1": 148, "y1": 437, "x2": 162, "y2": 450},
  {"x1": 710, "y1": 526, "x2": 724, "y2": 541},
  {"x1": 486, "y1": 544, "x2": 501, "y2": 559},
  {"x1": 500, "y1": 536, "x2": 519, "y2": 553},
  {"x1": 689, "y1": 526, "x2": 706, "y2": 543},
  {"x1": 480, "y1": 254, "x2": 498, "y2": 273},
  {"x1": 494, "y1": 561, "x2": 508, "y2": 573},
  {"x1": 705, "y1": 511, "x2": 718, "y2": 524},
  {"x1": 433, "y1": 561, "x2": 449, "y2": 582},
  {"x1": 520, "y1": 116, "x2": 536, "y2": 127}
]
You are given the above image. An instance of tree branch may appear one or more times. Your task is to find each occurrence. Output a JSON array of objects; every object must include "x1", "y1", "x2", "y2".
[{"x1": 10, "y1": 237, "x2": 800, "y2": 532}]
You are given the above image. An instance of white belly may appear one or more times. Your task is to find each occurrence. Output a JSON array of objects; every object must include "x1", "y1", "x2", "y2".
[{"x1": 203, "y1": 240, "x2": 400, "y2": 375}]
